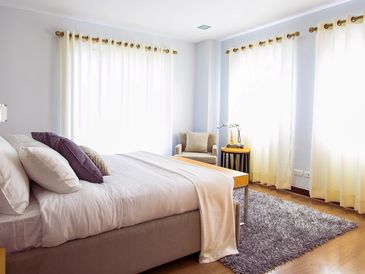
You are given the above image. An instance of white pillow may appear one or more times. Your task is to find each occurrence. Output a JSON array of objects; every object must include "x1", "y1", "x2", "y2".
[
  {"x1": 185, "y1": 132, "x2": 209, "y2": 153},
  {"x1": 6, "y1": 134, "x2": 47, "y2": 152},
  {"x1": 19, "y1": 146, "x2": 81, "y2": 194},
  {"x1": 0, "y1": 137, "x2": 29, "y2": 215}
]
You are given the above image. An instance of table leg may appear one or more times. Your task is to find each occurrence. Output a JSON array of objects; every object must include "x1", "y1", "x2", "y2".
[
  {"x1": 221, "y1": 151, "x2": 224, "y2": 167},
  {"x1": 241, "y1": 185, "x2": 249, "y2": 225},
  {"x1": 233, "y1": 154, "x2": 236, "y2": 170}
]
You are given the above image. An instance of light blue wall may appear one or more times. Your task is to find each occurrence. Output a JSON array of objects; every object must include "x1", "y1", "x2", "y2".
[
  {"x1": 194, "y1": 40, "x2": 221, "y2": 135},
  {"x1": 218, "y1": 0, "x2": 365, "y2": 189},
  {"x1": 194, "y1": 41, "x2": 210, "y2": 131}
]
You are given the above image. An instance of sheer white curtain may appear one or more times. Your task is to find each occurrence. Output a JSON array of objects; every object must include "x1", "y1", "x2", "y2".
[
  {"x1": 228, "y1": 37, "x2": 296, "y2": 189},
  {"x1": 310, "y1": 15, "x2": 365, "y2": 213},
  {"x1": 59, "y1": 31, "x2": 174, "y2": 155}
]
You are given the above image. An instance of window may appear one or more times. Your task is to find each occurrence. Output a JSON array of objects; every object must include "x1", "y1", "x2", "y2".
[
  {"x1": 228, "y1": 37, "x2": 297, "y2": 189},
  {"x1": 58, "y1": 32, "x2": 174, "y2": 155},
  {"x1": 310, "y1": 19, "x2": 365, "y2": 213}
]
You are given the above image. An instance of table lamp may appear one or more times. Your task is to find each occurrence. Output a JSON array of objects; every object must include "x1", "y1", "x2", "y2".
[{"x1": 0, "y1": 104, "x2": 7, "y2": 122}]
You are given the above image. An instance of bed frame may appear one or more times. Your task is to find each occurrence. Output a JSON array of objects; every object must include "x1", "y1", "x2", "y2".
[{"x1": 6, "y1": 203, "x2": 240, "y2": 274}]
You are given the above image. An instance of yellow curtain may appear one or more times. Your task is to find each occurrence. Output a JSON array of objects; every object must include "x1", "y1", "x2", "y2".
[
  {"x1": 228, "y1": 36, "x2": 296, "y2": 189},
  {"x1": 310, "y1": 15, "x2": 365, "y2": 213}
]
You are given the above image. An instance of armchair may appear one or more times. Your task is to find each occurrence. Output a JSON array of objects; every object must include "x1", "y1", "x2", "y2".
[{"x1": 175, "y1": 132, "x2": 217, "y2": 165}]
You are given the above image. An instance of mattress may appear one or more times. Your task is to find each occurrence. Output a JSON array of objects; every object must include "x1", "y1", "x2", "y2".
[{"x1": 0, "y1": 196, "x2": 41, "y2": 253}]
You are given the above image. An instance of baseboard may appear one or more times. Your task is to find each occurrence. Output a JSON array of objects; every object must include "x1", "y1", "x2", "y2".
[
  {"x1": 290, "y1": 186, "x2": 310, "y2": 197},
  {"x1": 289, "y1": 186, "x2": 343, "y2": 206},
  {"x1": 250, "y1": 181, "x2": 310, "y2": 197},
  {"x1": 250, "y1": 183, "x2": 346, "y2": 208}
]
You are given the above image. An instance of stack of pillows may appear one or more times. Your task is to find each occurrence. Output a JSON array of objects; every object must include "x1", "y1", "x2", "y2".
[{"x1": 0, "y1": 132, "x2": 110, "y2": 215}]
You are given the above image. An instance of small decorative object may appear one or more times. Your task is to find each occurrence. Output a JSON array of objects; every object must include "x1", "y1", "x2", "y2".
[
  {"x1": 0, "y1": 104, "x2": 7, "y2": 122},
  {"x1": 229, "y1": 129, "x2": 235, "y2": 145},
  {"x1": 217, "y1": 123, "x2": 244, "y2": 148}
]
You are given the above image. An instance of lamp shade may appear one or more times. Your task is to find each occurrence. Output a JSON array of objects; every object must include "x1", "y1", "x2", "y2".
[{"x1": 0, "y1": 104, "x2": 7, "y2": 122}]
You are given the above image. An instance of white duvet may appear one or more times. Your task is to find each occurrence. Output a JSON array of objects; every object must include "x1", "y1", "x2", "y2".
[{"x1": 32, "y1": 152, "x2": 238, "y2": 263}]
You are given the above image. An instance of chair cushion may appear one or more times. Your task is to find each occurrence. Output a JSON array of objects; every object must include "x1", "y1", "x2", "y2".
[
  {"x1": 181, "y1": 152, "x2": 217, "y2": 164},
  {"x1": 185, "y1": 132, "x2": 209, "y2": 153},
  {"x1": 179, "y1": 132, "x2": 216, "y2": 152}
]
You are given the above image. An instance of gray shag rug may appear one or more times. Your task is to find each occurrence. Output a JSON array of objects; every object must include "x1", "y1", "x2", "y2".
[{"x1": 220, "y1": 189, "x2": 357, "y2": 274}]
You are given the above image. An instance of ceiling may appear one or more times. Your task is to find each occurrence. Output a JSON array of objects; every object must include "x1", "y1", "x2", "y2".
[{"x1": 0, "y1": 0, "x2": 346, "y2": 42}]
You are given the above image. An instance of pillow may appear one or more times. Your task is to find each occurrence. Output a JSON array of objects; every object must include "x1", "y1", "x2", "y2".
[
  {"x1": 185, "y1": 132, "x2": 209, "y2": 153},
  {"x1": 31, "y1": 132, "x2": 103, "y2": 184},
  {"x1": 19, "y1": 146, "x2": 81, "y2": 194},
  {"x1": 80, "y1": 146, "x2": 110, "y2": 176},
  {"x1": 6, "y1": 134, "x2": 48, "y2": 152},
  {"x1": 0, "y1": 137, "x2": 29, "y2": 215}
]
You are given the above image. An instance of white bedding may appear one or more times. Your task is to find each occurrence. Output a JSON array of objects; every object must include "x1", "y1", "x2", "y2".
[
  {"x1": 32, "y1": 152, "x2": 199, "y2": 246},
  {"x1": 30, "y1": 152, "x2": 238, "y2": 262},
  {"x1": 0, "y1": 196, "x2": 41, "y2": 253}
]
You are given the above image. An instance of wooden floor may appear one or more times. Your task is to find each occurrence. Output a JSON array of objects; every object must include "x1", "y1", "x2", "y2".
[{"x1": 146, "y1": 184, "x2": 365, "y2": 274}]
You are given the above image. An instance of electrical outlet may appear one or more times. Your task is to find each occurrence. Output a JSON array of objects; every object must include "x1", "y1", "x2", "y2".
[
  {"x1": 303, "y1": 171, "x2": 311, "y2": 178},
  {"x1": 293, "y1": 169, "x2": 303, "y2": 177}
]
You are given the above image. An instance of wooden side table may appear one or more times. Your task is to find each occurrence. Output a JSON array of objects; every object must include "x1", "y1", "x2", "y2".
[{"x1": 220, "y1": 147, "x2": 250, "y2": 175}]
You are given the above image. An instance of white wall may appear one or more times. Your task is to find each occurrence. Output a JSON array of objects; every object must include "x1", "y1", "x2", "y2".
[
  {"x1": 219, "y1": 0, "x2": 365, "y2": 189},
  {"x1": 0, "y1": 5, "x2": 195, "y2": 154}
]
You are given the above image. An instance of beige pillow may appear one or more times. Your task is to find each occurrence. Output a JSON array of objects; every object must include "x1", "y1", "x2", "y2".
[
  {"x1": 6, "y1": 134, "x2": 47, "y2": 153},
  {"x1": 185, "y1": 132, "x2": 209, "y2": 152},
  {"x1": 80, "y1": 146, "x2": 110, "y2": 176},
  {"x1": 19, "y1": 146, "x2": 81, "y2": 194},
  {"x1": 0, "y1": 137, "x2": 29, "y2": 215}
]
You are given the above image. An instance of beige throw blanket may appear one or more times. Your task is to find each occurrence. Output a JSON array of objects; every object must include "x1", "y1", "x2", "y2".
[{"x1": 128, "y1": 152, "x2": 238, "y2": 263}]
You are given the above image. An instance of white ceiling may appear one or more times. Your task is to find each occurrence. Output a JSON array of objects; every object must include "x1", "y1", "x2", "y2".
[{"x1": 0, "y1": 0, "x2": 346, "y2": 42}]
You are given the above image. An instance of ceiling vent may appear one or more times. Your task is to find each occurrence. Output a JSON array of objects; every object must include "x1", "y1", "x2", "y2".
[{"x1": 197, "y1": 25, "x2": 211, "y2": 30}]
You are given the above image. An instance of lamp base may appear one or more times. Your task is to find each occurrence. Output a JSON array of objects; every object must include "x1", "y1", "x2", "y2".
[{"x1": 226, "y1": 144, "x2": 244, "y2": 148}]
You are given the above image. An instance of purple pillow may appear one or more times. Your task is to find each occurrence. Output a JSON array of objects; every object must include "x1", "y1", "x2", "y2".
[{"x1": 32, "y1": 132, "x2": 103, "y2": 184}]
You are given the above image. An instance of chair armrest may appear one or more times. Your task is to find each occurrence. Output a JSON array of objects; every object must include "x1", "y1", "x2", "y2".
[
  {"x1": 212, "y1": 145, "x2": 218, "y2": 157},
  {"x1": 175, "y1": 144, "x2": 182, "y2": 155}
]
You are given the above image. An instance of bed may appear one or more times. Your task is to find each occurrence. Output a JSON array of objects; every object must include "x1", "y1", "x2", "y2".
[{"x1": 3, "y1": 151, "x2": 242, "y2": 274}]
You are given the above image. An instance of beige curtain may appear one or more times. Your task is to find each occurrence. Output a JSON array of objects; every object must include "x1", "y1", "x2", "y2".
[
  {"x1": 228, "y1": 36, "x2": 297, "y2": 189},
  {"x1": 310, "y1": 14, "x2": 365, "y2": 213},
  {"x1": 58, "y1": 31, "x2": 174, "y2": 155}
]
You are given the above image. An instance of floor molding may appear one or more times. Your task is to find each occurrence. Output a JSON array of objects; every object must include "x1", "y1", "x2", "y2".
[
  {"x1": 290, "y1": 186, "x2": 310, "y2": 197},
  {"x1": 249, "y1": 182, "x2": 310, "y2": 197}
]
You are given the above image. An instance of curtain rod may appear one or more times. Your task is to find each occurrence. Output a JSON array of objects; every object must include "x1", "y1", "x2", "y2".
[
  {"x1": 225, "y1": 31, "x2": 300, "y2": 54},
  {"x1": 55, "y1": 31, "x2": 178, "y2": 55},
  {"x1": 309, "y1": 14, "x2": 363, "y2": 33}
]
